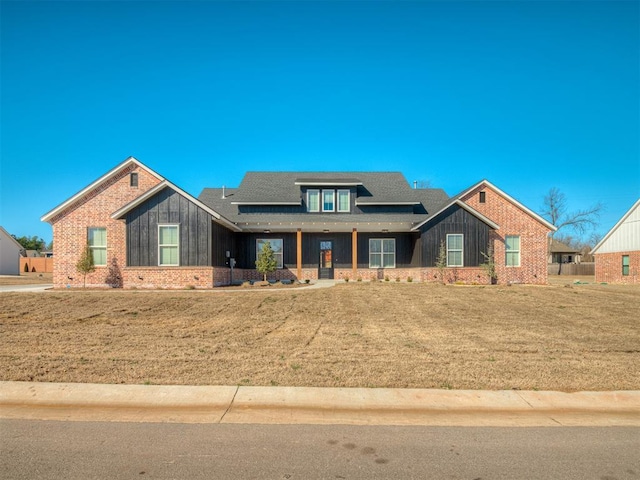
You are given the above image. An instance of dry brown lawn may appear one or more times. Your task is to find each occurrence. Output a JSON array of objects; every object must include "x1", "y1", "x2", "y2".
[
  {"x1": 0, "y1": 272, "x2": 52, "y2": 285},
  {"x1": 1, "y1": 280, "x2": 638, "y2": 391}
]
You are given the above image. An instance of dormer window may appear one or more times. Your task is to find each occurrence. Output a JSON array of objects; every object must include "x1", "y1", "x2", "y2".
[
  {"x1": 337, "y1": 190, "x2": 350, "y2": 212},
  {"x1": 322, "y1": 190, "x2": 335, "y2": 212},
  {"x1": 307, "y1": 190, "x2": 320, "y2": 212},
  {"x1": 306, "y1": 187, "x2": 350, "y2": 213}
]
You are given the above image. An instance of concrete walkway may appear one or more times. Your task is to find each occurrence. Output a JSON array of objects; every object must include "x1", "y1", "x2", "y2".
[
  {"x1": 0, "y1": 284, "x2": 53, "y2": 293},
  {"x1": 1, "y1": 382, "x2": 638, "y2": 426}
]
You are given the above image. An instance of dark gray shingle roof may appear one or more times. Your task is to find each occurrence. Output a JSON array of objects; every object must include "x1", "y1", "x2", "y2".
[{"x1": 198, "y1": 172, "x2": 451, "y2": 228}]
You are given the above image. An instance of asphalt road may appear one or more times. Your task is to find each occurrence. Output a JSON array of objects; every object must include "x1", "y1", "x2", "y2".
[{"x1": 1, "y1": 420, "x2": 638, "y2": 479}]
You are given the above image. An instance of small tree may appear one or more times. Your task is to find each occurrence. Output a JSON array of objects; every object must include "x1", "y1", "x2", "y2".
[
  {"x1": 435, "y1": 240, "x2": 447, "y2": 284},
  {"x1": 255, "y1": 240, "x2": 277, "y2": 282},
  {"x1": 480, "y1": 244, "x2": 497, "y2": 284},
  {"x1": 76, "y1": 243, "x2": 95, "y2": 288}
]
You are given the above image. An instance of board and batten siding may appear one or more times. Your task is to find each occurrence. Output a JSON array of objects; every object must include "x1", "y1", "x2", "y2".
[
  {"x1": 126, "y1": 187, "x2": 213, "y2": 267},
  {"x1": 593, "y1": 201, "x2": 640, "y2": 254},
  {"x1": 356, "y1": 232, "x2": 420, "y2": 268},
  {"x1": 234, "y1": 232, "x2": 298, "y2": 270},
  {"x1": 419, "y1": 204, "x2": 490, "y2": 267},
  {"x1": 301, "y1": 233, "x2": 352, "y2": 268}
]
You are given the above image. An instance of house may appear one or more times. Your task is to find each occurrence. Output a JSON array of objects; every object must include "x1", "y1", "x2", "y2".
[
  {"x1": 548, "y1": 239, "x2": 582, "y2": 265},
  {"x1": 41, "y1": 156, "x2": 555, "y2": 289},
  {"x1": 0, "y1": 226, "x2": 24, "y2": 275},
  {"x1": 591, "y1": 199, "x2": 640, "y2": 284}
]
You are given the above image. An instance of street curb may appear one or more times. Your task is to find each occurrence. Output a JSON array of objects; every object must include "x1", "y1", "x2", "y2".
[{"x1": 1, "y1": 382, "x2": 638, "y2": 426}]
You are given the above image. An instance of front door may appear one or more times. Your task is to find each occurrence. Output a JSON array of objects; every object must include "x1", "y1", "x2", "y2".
[{"x1": 318, "y1": 240, "x2": 334, "y2": 279}]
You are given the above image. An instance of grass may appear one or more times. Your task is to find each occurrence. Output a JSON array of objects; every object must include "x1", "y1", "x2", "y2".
[{"x1": 0, "y1": 280, "x2": 638, "y2": 391}]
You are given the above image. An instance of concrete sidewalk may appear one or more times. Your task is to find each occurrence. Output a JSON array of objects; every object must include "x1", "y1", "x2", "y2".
[
  {"x1": 1, "y1": 382, "x2": 638, "y2": 426},
  {"x1": 0, "y1": 284, "x2": 53, "y2": 292}
]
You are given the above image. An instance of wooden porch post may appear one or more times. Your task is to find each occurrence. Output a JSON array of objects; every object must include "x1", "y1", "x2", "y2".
[
  {"x1": 352, "y1": 228, "x2": 358, "y2": 279},
  {"x1": 297, "y1": 228, "x2": 302, "y2": 281}
]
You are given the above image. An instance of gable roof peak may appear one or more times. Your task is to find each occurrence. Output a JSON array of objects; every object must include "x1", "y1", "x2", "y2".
[
  {"x1": 41, "y1": 156, "x2": 164, "y2": 223},
  {"x1": 458, "y1": 179, "x2": 556, "y2": 231}
]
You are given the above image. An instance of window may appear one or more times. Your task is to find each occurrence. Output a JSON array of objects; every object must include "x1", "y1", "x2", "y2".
[
  {"x1": 88, "y1": 227, "x2": 107, "y2": 266},
  {"x1": 369, "y1": 238, "x2": 396, "y2": 268},
  {"x1": 622, "y1": 255, "x2": 630, "y2": 276},
  {"x1": 130, "y1": 172, "x2": 138, "y2": 187},
  {"x1": 337, "y1": 189, "x2": 350, "y2": 212},
  {"x1": 479, "y1": 191, "x2": 486, "y2": 203},
  {"x1": 505, "y1": 235, "x2": 521, "y2": 267},
  {"x1": 446, "y1": 234, "x2": 463, "y2": 267},
  {"x1": 322, "y1": 190, "x2": 335, "y2": 212},
  {"x1": 307, "y1": 190, "x2": 319, "y2": 212},
  {"x1": 257, "y1": 238, "x2": 283, "y2": 269},
  {"x1": 159, "y1": 225, "x2": 179, "y2": 266}
]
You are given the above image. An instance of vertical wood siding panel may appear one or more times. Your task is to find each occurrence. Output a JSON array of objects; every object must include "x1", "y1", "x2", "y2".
[{"x1": 420, "y1": 205, "x2": 489, "y2": 267}]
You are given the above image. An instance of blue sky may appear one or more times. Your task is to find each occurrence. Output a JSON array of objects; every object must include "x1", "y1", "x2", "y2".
[{"x1": 1, "y1": 0, "x2": 638, "y2": 244}]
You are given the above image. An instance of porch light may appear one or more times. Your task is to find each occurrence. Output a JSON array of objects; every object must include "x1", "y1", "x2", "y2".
[
  {"x1": 263, "y1": 229, "x2": 271, "y2": 233},
  {"x1": 323, "y1": 229, "x2": 330, "y2": 233}
]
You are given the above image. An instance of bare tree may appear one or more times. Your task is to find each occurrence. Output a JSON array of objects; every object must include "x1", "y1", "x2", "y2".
[
  {"x1": 542, "y1": 188, "x2": 602, "y2": 274},
  {"x1": 542, "y1": 188, "x2": 603, "y2": 238}
]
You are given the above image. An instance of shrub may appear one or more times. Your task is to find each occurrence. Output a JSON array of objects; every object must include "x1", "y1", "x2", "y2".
[{"x1": 407, "y1": 276, "x2": 413, "y2": 283}]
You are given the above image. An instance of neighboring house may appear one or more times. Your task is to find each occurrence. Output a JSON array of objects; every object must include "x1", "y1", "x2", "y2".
[
  {"x1": 0, "y1": 226, "x2": 23, "y2": 275},
  {"x1": 548, "y1": 239, "x2": 582, "y2": 264},
  {"x1": 591, "y1": 199, "x2": 640, "y2": 284},
  {"x1": 42, "y1": 157, "x2": 555, "y2": 289}
]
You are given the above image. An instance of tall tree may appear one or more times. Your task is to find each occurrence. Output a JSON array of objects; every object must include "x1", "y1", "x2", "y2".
[
  {"x1": 542, "y1": 188, "x2": 603, "y2": 239},
  {"x1": 12, "y1": 235, "x2": 46, "y2": 251},
  {"x1": 542, "y1": 188, "x2": 602, "y2": 274}
]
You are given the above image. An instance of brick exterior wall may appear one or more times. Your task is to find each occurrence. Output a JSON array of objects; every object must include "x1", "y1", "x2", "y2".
[
  {"x1": 235, "y1": 267, "x2": 300, "y2": 282},
  {"x1": 50, "y1": 164, "x2": 162, "y2": 288},
  {"x1": 594, "y1": 251, "x2": 639, "y2": 284},
  {"x1": 122, "y1": 267, "x2": 215, "y2": 289},
  {"x1": 460, "y1": 184, "x2": 551, "y2": 285}
]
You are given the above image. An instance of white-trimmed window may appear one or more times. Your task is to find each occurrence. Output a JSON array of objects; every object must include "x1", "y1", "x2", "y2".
[
  {"x1": 505, "y1": 235, "x2": 520, "y2": 267},
  {"x1": 322, "y1": 190, "x2": 335, "y2": 212},
  {"x1": 159, "y1": 225, "x2": 179, "y2": 266},
  {"x1": 622, "y1": 255, "x2": 630, "y2": 276},
  {"x1": 307, "y1": 190, "x2": 320, "y2": 212},
  {"x1": 256, "y1": 238, "x2": 284, "y2": 269},
  {"x1": 337, "y1": 189, "x2": 350, "y2": 212},
  {"x1": 446, "y1": 234, "x2": 463, "y2": 267},
  {"x1": 88, "y1": 227, "x2": 107, "y2": 266},
  {"x1": 369, "y1": 238, "x2": 396, "y2": 268}
]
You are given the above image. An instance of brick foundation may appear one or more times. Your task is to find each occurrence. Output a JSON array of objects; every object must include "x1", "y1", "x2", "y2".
[{"x1": 123, "y1": 267, "x2": 215, "y2": 289}]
